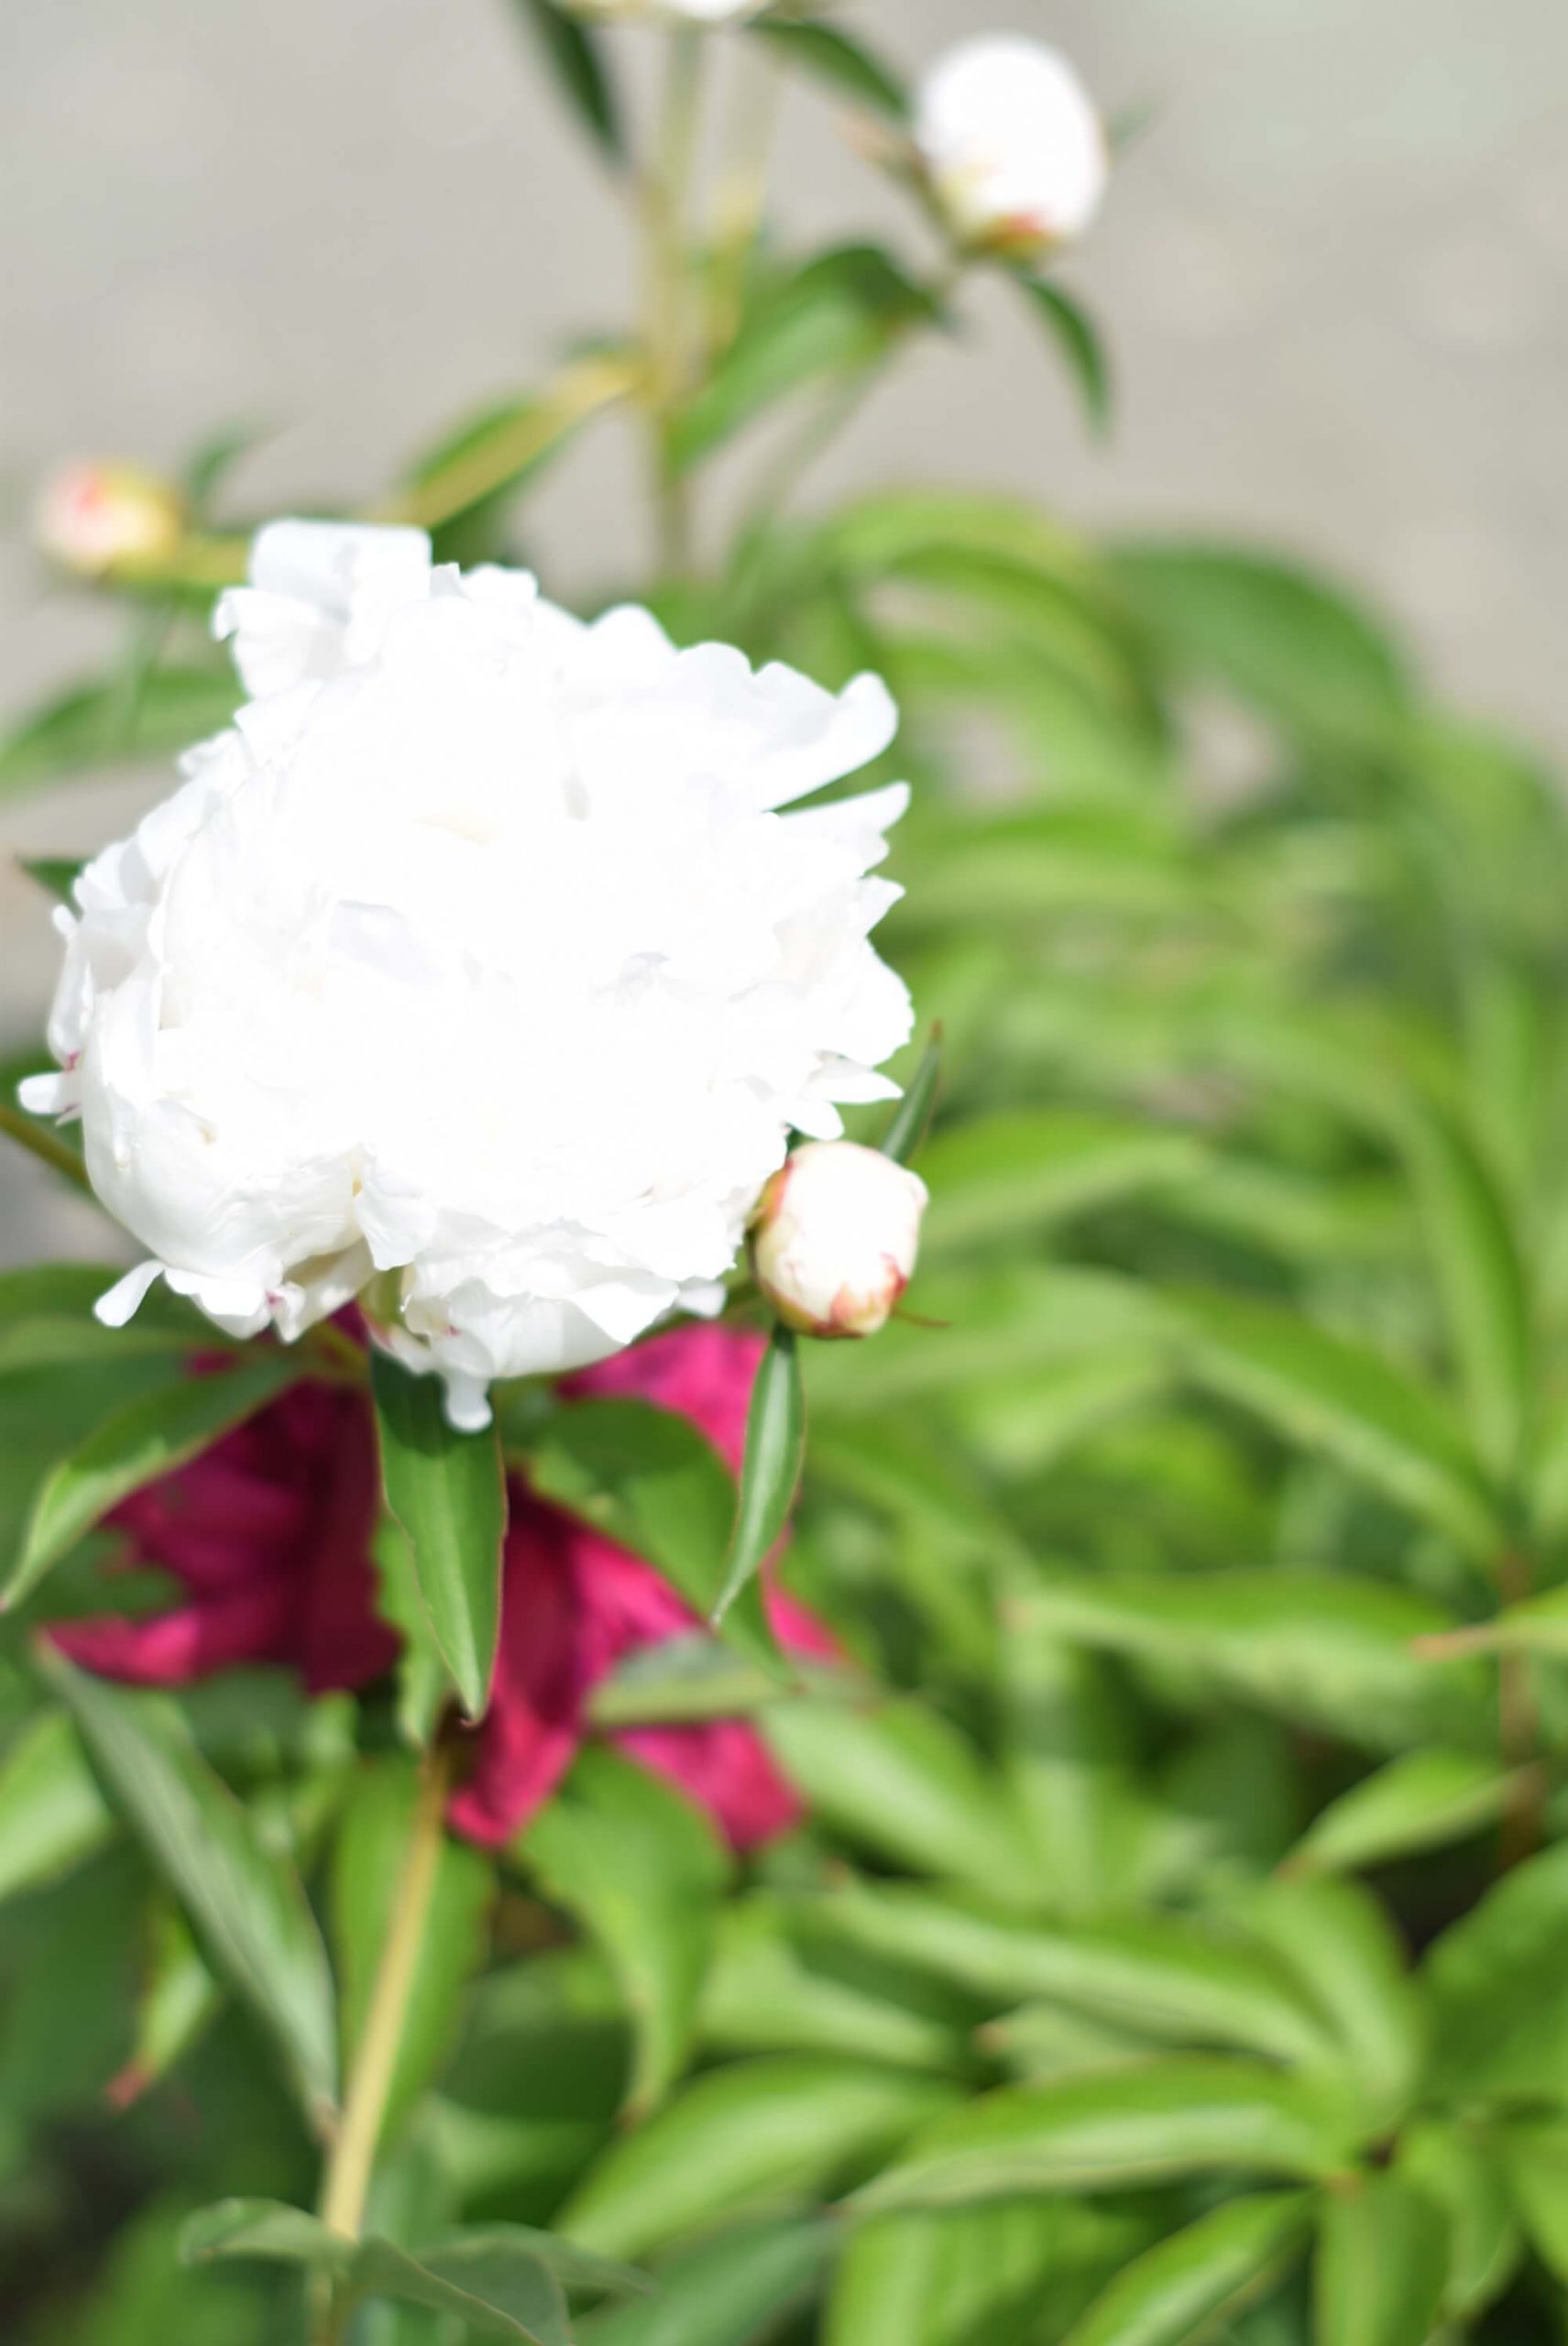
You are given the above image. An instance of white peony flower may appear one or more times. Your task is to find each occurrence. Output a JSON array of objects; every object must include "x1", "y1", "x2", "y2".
[
  {"x1": 35, "y1": 461, "x2": 185, "y2": 578},
  {"x1": 751, "y1": 1140, "x2": 927, "y2": 1339},
  {"x1": 914, "y1": 36, "x2": 1108, "y2": 258},
  {"x1": 20, "y1": 521, "x2": 913, "y2": 1430}
]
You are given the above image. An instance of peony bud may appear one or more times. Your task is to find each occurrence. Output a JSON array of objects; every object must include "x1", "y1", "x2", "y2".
[
  {"x1": 34, "y1": 460, "x2": 185, "y2": 580},
  {"x1": 914, "y1": 36, "x2": 1108, "y2": 260},
  {"x1": 751, "y1": 1140, "x2": 928, "y2": 1341}
]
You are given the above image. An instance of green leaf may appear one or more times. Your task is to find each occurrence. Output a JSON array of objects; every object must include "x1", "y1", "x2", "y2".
[
  {"x1": 1016, "y1": 280, "x2": 1113, "y2": 436},
  {"x1": 561, "y1": 2056, "x2": 960, "y2": 2260},
  {"x1": 1225, "y1": 1877, "x2": 1426, "y2": 2135},
  {"x1": 1313, "y1": 2173, "x2": 1448, "y2": 2346},
  {"x1": 916, "y1": 1111, "x2": 1203, "y2": 1255},
  {"x1": 763, "y1": 1700, "x2": 1039, "y2": 1894},
  {"x1": 1499, "y1": 2116, "x2": 1568, "y2": 2281},
  {"x1": 589, "y1": 1636, "x2": 780, "y2": 1729},
  {"x1": 1397, "y1": 2119, "x2": 1519, "y2": 2319},
  {"x1": 576, "y1": 2218, "x2": 830, "y2": 2346},
  {"x1": 6, "y1": 1354, "x2": 302, "y2": 1608},
  {"x1": 1424, "y1": 1839, "x2": 1568, "y2": 2103},
  {"x1": 528, "y1": 1396, "x2": 778, "y2": 1672},
  {"x1": 1111, "y1": 541, "x2": 1411, "y2": 752},
  {"x1": 699, "y1": 1893, "x2": 963, "y2": 2076},
  {"x1": 805, "y1": 1265, "x2": 1172, "y2": 1415},
  {"x1": 749, "y1": 20, "x2": 910, "y2": 123},
  {"x1": 333, "y1": 1757, "x2": 493, "y2": 2138},
  {"x1": 522, "y1": 1747, "x2": 728, "y2": 2121},
  {"x1": 879, "y1": 1027, "x2": 943, "y2": 1166},
  {"x1": 0, "y1": 667, "x2": 244, "y2": 799},
  {"x1": 40, "y1": 1651, "x2": 338, "y2": 2128},
  {"x1": 398, "y1": 352, "x2": 638, "y2": 534},
  {"x1": 181, "y1": 2198, "x2": 356, "y2": 2275},
  {"x1": 1014, "y1": 1570, "x2": 1489, "y2": 1755},
  {"x1": 674, "y1": 246, "x2": 938, "y2": 473},
  {"x1": 371, "y1": 1353, "x2": 505, "y2": 1722},
  {"x1": 354, "y1": 2237, "x2": 570, "y2": 2345},
  {"x1": 852, "y1": 2057, "x2": 1360, "y2": 2214},
  {"x1": 1063, "y1": 2192, "x2": 1313, "y2": 2346},
  {"x1": 119, "y1": 1899, "x2": 224, "y2": 2100},
  {"x1": 1287, "y1": 1749, "x2": 1520, "y2": 1876},
  {"x1": 1403, "y1": 1104, "x2": 1531, "y2": 1478},
  {"x1": 714, "y1": 1326, "x2": 804, "y2": 1626},
  {"x1": 18, "y1": 855, "x2": 84, "y2": 904},
  {"x1": 183, "y1": 2200, "x2": 599, "y2": 2344},
  {"x1": 0, "y1": 1706, "x2": 115, "y2": 1904},
  {"x1": 369, "y1": 1515, "x2": 449, "y2": 1749},
  {"x1": 1172, "y1": 1289, "x2": 1502, "y2": 1560},
  {"x1": 806, "y1": 1888, "x2": 1333, "y2": 2067},
  {"x1": 511, "y1": 0, "x2": 625, "y2": 164},
  {"x1": 829, "y1": 2199, "x2": 1146, "y2": 2346},
  {"x1": 0, "y1": 1261, "x2": 221, "y2": 1378}
]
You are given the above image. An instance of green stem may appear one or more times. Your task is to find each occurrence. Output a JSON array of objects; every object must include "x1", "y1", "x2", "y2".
[
  {"x1": 313, "y1": 1742, "x2": 453, "y2": 2340},
  {"x1": 642, "y1": 27, "x2": 706, "y2": 576},
  {"x1": 707, "y1": 42, "x2": 784, "y2": 353},
  {"x1": 0, "y1": 1101, "x2": 93, "y2": 1195}
]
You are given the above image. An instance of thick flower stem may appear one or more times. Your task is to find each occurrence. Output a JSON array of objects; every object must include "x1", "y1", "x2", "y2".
[
  {"x1": 313, "y1": 1740, "x2": 454, "y2": 2341},
  {"x1": 642, "y1": 27, "x2": 705, "y2": 576},
  {"x1": 0, "y1": 1101, "x2": 93, "y2": 1194}
]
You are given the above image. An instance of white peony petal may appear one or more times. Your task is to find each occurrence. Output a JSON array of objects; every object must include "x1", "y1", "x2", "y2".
[
  {"x1": 94, "y1": 1260, "x2": 166, "y2": 1328},
  {"x1": 33, "y1": 522, "x2": 913, "y2": 1427}
]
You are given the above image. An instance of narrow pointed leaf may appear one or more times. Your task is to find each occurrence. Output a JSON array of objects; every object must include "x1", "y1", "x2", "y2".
[
  {"x1": 7, "y1": 1354, "x2": 302, "y2": 1607},
  {"x1": 562, "y1": 2056, "x2": 959, "y2": 2260},
  {"x1": 528, "y1": 1396, "x2": 780, "y2": 1673},
  {"x1": 522, "y1": 1748, "x2": 728, "y2": 2121},
  {"x1": 879, "y1": 1027, "x2": 943, "y2": 1165},
  {"x1": 1173, "y1": 1290, "x2": 1502, "y2": 1560},
  {"x1": 371, "y1": 1353, "x2": 505, "y2": 1721},
  {"x1": 0, "y1": 668, "x2": 244, "y2": 799},
  {"x1": 0, "y1": 1706, "x2": 115, "y2": 1904},
  {"x1": 750, "y1": 20, "x2": 910, "y2": 123},
  {"x1": 852, "y1": 2058, "x2": 1360, "y2": 2215},
  {"x1": 19, "y1": 856, "x2": 84, "y2": 904},
  {"x1": 1314, "y1": 2172, "x2": 1448, "y2": 2346},
  {"x1": 40, "y1": 1652, "x2": 339, "y2": 2128},
  {"x1": 712, "y1": 1326, "x2": 803, "y2": 1625},
  {"x1": 1404, "y1": 1104, "x2": 1531, "y2": 1478},
  {"x1": 511, "y1": 0, "x2": 625, "y2": 165},
  {"x1": 578, "y1": 2218, "x2": 829, "y2": 2346},
  {"x1": 1064, "y1": 2191, "x2": 1312, "y2": 2346},
  {"x1": 1288, "y1": 1749, "x2": 1519, "y2": 1876},
  {"x1": 1018, "y1": 280, "x2": 1113, "y2": 436}
]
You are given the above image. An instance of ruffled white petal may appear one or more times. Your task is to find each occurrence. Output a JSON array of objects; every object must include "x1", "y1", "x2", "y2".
[{"x1": 31, "y1": 522, "x2": 913, "y2": 1425}]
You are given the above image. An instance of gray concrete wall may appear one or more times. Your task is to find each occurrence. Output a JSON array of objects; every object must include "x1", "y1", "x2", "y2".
[{"x1": 5, "y1": 0, "x2": 1566, "y2": 1259}]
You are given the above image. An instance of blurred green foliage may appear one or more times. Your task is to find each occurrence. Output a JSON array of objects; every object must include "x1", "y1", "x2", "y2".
[{"x1": 6, "y1": 4, "x2": 1568, "y2": 2341}]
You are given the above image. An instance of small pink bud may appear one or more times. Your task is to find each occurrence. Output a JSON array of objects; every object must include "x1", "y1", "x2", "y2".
[
  {"x1": 751, "y1": 1140, "x2": 928, "y2": 1341},
  {"x1": 34, "y1": 461, "x2": 185, "y2": 579}
]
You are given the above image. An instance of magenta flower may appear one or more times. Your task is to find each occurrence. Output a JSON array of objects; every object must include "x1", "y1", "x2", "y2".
[{"x1": 50, "y1": 1327, "x2": 828, "y2": 1852}]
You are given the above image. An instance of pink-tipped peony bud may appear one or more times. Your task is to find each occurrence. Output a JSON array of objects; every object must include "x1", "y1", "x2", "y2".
[
  {"x1": 34, "y1": 460, "x2": 185, "y2": 579},
  {"x1": 751, "y1": 1140, "x2": 928, "y2": 1341},
  {"x1": 914, "y1": 37, "x2": 1109, "y2": 260}
]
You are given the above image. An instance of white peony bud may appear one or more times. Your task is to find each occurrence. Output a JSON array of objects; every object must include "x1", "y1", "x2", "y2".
[
  {"x1": 914, "y1": 36, "x2": 1108, "y2": 259},
  {"x1": 751, "y1": 1140, "x2": 927, "y2": 1340},
  {"x1": 35, "y1": 461, "x2": 185, "y2": 579},
  {"x1": 21, "y1": 521, "x2": 914, "y2": 1431}
]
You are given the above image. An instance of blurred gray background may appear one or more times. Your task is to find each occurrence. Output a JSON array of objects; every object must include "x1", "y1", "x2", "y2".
[{"x1": 4, "y1": 0, "x2": 1567, "y2": 1261}]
